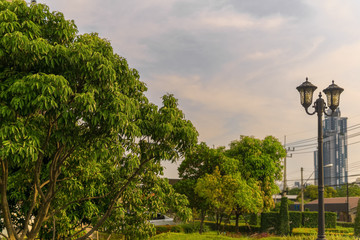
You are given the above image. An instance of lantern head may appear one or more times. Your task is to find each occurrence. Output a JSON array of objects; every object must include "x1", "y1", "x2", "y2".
[{"x1": 296, "y1": 78, "x2": 317, "y2": 109}]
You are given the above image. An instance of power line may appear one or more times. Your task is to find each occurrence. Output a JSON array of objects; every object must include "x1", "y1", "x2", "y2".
[{"x1": 286, "y1": 122, "x2": 360, "y2": 150}]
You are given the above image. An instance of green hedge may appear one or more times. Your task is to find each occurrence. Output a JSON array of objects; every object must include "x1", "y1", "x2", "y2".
[
  {"x1": 260, "y1": 212, "x2": 278, "y2": 233},
  {"x1": 261, "y1": 211, "x2": 337, "y2": 232},
  {"x1": 155, "y1": 225, "x2": 186, "y2": 234},
  {"x1": 155, "y1": 226, "x2": 172, "y2": 234},
  {"x1": 337, "y1": 221, "x2": 354, "y2": 228},
  {"x1": 289, "y1": 211, "x2": 302, "y2": 231},
  {"x1": 205, "y1": 221, "x2": 260, "y2": 233},
  {"x1": 302, "y1": 212, "x2": 318, "y2": 228},
  {"x1": 325, "y1": 212, "x2": 337, "y2": 228},
  {"x1": 249, "y1": 213, "x2": 259, "y2": 226},
  {"x1": 180, "y1": 222, "x2": 209, "y2": 233}
]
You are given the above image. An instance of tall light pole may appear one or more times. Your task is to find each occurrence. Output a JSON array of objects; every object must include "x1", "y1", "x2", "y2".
[
  {"x1": 297, "y1": 78, "x2": 344, "y2": 240},
  {"x1": 301, "y1": 167, "x2": 304, "y2": 212}
]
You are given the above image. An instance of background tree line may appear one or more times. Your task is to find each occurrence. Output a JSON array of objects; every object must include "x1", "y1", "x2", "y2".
[
  {"x1": 174, "y1": 136, "x2": 286, "y2": 233},
  {"x1": 287, "y1": 183, "x2": 360, "y2": 202}
]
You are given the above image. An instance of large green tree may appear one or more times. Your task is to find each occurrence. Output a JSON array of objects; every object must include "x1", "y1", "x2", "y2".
[
  {"x1": 174, "y1": 143, "x2": 230, "y2": 233},
  {"x1": 226, "y1": 136, "x2": 286, "y2": 211},
  {"x1": 0, "y1": 1, "x2": 198, "y2": 239},
  {"x1": 195, "y1": 167, "x2": 238, "y2": 230}
]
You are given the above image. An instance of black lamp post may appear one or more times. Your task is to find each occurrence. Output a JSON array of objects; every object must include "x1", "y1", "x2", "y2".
[{"x1": 296, "y1": 78, "x2": 344, "y2": 240}]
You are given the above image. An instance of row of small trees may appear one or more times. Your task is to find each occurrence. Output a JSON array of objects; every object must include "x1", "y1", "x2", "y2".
[{"x1": 174, "y1": 136, "x2": 286, "y2": 232}]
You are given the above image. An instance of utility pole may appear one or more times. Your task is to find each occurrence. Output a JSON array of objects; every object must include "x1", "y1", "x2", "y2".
[
  {"x1": 301, "y1": 167, "x2": 304, "y2": 212},
  {"x1": 347, "y1": 182, "x2": 350, "y2": 222},
  {"x1": 283, "y1": 136, "x2": 294, "y2": 197},
  {"x1": 283, "y1": 136, "x2": 287, "y2": 196}
]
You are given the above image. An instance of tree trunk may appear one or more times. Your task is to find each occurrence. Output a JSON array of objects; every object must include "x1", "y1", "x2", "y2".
[
  {"x1": 242, "y1": 213, "x2": 251, "y2": 231},
  {"x1": 199, "y1": 209, "x2": 206, "y2": 234},
  {"x1": 235, "y1": 211, "x2": 240, "y2": 233},
  {"x1": 218, "y1": 214, "x2": 223, "y2": 231},
  {"x1": 216, "y1": 213, "x2": 219, "y2": 227}
]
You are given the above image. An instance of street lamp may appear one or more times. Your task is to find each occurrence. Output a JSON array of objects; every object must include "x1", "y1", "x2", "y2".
[{"x1": 297, "y1": 78, "x2": 344, "y2": 240}]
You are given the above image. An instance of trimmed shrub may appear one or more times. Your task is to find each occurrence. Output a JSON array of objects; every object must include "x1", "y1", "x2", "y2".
[
  {"x1": 302, "y1": 212, "x2": 318, "y2": 228},
  {"x1": 302, "y1": 211, "x2": 336, "y2": 228},
  {"x1": 261, "y1": 210, "x2": 336, "y2": 232},
  {"x1": 180, "y1": 222, "x2": 209, "y2": 233},
  {"x1": 260, "y1": 212, "x2": 278, "y2": 233},
  {"x1": 337, "y1": 221, "x2": 354, "y2": 228},
  {"x1": 277, "y1": 197, "x2": 290, "y2": 235},
  {"x1": 249, "y1": 213, "x2": 259, "y2": 226},
  {"x1": 289, "y1": 211, "x2": 302, "y2": 233},
  {"x1": 354, "y1": 198, "x2": 360, "y2": 237},
  {"x1": 325, "y1": 212, "x2": 336, "y2": 228},
  {"x1": 155, "y1": 226, "x2": 171, "y2": 234},
  {"x1": 204, "y1": 221, "x2": 259, "y2": 234},
  {"x1": 170, "y1": 225, "x2": 183, "y2": 233}
]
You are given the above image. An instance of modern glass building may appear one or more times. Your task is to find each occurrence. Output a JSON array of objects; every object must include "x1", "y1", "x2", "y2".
[{"x1": 314, "y1": 108, "x2": 348, "y2": 188}]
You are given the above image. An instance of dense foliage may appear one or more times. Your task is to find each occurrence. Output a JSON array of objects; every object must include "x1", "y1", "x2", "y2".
[
  {"x1": 337, "y1": 183, "x2": 360, "y2": 197},
  {"x1": 226, "y1": 136, "x2": 286, "y2": 210},
  {"x1": 0, "y1": 1, "x2": 198, "y2": 239},
  {"x1": 175, "y1": 136, "x2": 285, "y2": 233},
  {"x1": 302, "y1": 185, "x2": 337, "y2": 201}
]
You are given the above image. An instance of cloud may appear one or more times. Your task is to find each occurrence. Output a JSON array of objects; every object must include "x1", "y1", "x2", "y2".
[
  {"x1": 246, "y1": 49, "x2": 283, "y2": 60},
  {"x1": 33, "y1": 0, "x2": 360, "y2": 181},
  {"x1": 200, "y1": 12, "x2": 289, "y2": 30}
]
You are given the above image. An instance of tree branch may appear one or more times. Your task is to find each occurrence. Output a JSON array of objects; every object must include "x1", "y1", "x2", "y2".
[
  {"x1": 46, "y1": 190, "x2": 116, "y2": 221},
  {"x1": 0, "y1": 159, "x2": 20, "y2": 240},
  {"x1": 70, "y1": 157, "x2": 154, "y2": 240},
  {"x1": 0, "y1": 232, "x2": 9, "y2": 240},
  {"x1": 19, "y1": 186, "x2": 38, "y2": 240}
]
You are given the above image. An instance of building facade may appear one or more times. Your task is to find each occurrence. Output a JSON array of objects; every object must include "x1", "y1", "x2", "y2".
[{"x1": 314, "y1": 108, "x2": 348, "y2": 188}]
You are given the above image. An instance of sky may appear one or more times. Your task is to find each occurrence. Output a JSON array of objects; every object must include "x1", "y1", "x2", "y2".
[{"x1": 35, "y1": 0, "x2": 360, "y2": 187}]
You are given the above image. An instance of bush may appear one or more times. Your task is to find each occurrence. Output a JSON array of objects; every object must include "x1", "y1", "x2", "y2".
[
  {"x1": 337, "y1": 221, "x2": 354, "y2": 228},
  {"x1": 180, "y1": 222, "x2": 209, "y2": 233},
  {"x1": 325, "y1": 212, "x2": 337, "y2": 228},
  {"x1": 155, "y1": 226, "x2": 171, "y2": 234},
  {"x1": 203, "y1": 221, "x2": 259, "y2": 234},
  {"x1": 260, "y1": 212, "x2": 278, "y2": 233},
  {"x1": 302, "y1": 212, "x2": 318, "y2": 228},
  {"x1": 289, "y1": 211, "x2": 302, "y2": 233},
  {"x1": 301, "y1": 211, "x2": 336, "y2": 228},
  {"x1": 261, "y1": 211, "x2": 336, "y2": 232},
  {"x1": 249, "y1": 213, "x2": 259, "y2": 226},
  {"x1": 170, "y1": 225, "x2": 183, "y2": 233}
]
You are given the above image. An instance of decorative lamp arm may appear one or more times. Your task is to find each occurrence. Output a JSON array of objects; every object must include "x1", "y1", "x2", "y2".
[{"x1": 305, "y1": 106, "x2": 316, "y2": 116}]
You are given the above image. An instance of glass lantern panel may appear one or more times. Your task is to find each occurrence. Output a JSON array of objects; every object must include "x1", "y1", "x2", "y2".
[
  {"x1": 299, "y1": 90, "x2": 305, "y2": 105},
  {"x1": 326, "y1": 93, "x2": 332, "y2": 109},
  {"x1": 304, "y1": 89, "x2": 314, "y2": 107},
  {"x1": 332, "y1": 91, "x2": 340, "y2": 108}
]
